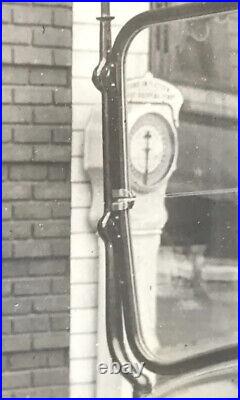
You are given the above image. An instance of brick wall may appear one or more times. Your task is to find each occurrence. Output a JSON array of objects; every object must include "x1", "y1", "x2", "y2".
[{"x1": 2, "y1": 2, "x2": 72, "y2": 397}]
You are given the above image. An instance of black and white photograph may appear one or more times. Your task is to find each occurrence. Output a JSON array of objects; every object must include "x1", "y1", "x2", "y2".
[{"x1": 2, "y1": 2, "x2": 238, "y2": 398}]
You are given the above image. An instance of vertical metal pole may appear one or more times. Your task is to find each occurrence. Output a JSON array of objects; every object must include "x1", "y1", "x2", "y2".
[
  {"x1": 96, "y1": 3, "x2": 114, "y2": 212},
  {"x1": 93, "y1": 4, "x2": 152, "y2": 396},
  {"x1": 99, "y1": 3, "x2": 112, "y2": 59}
]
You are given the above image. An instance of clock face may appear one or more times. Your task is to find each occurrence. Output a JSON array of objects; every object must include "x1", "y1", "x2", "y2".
[{"x1": 130, "y1": 113, "x2": 175, "y2": 192}]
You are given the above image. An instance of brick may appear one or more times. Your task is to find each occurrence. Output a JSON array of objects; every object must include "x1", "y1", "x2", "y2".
[
  {"x1": 29, "y1": 67, "x2": 68, "y2": 86},
  {"x1": 9, "y1": 351, "x2": 48, "y2": 371},
  {"x1": 3, "y1": 221, "x2": 31, "y2": 240},
  {"x1": 3, "y1": 297, "x2": 32, "y2": 316},
  {"x1": 2, "y1": 126, "x2": 12, "y2": 143},
  {"x1": 3, "y1": 66, "x2": 28, "y2": 85},
  {"x1": 13, "y1": 315, "x2": 50, "y2": 333},
  {"x1": 33, "y1": 144, "x2": 70, "y2": 162},
  {"x1": 71, "y1": 233, "x2": 97, "y2": 258},
  {"x1": 46, "y1": 2, "x2": 72, "y2": 7},
  {"x1": 71, "y1": 308, "x2": 97, "y2": 334},
  {"x1": 2, "y1": 260, "x2": 28, "y2": 278},
  {"x1": 2, "y1": 203, "x2": 12, "y2": 220},
  {"x1": 51, "y1": 239, "x2": 70, "y2": 257},
  {"x1": 3, "y1": 371, "x2": 31, "y2": 389},
  {"x1": 3, "y1": 280, "x2": 12, "y2": 296},
  {"x1": 3, "y1": 182, "x2": 32, "y2": 200},
  {"x1": 72, "y1": 130, "x2": 84, "y2": 157},
  {"x1": 2, "y1": 5, "x2": 12, "y2": 23},
  {"x1": 14, "y1": 201, "x2": 51, "y2": 220},
  {"x1": 71, "y1": 157, "x2": 88, "y2": 183},
  {"x1": 2, "y1": 164, "x2": 8, "y2": 181},
  {"x1": 3, "y1": 143, "x2": 32, "y2": 162},
  {"x1": 34, "y1": 220, "x2": 69, "y2": 238},
  {"x1": 13, "y1": 46, "x2": 52, "y2": 66},
  {"x1": 53, "y1": 48, "x2": 72, "y2": 66},
  {"x1": 73, "y1": 77, "x2": 99, "y2": 104},
  {"x1": 48, "y1": 349, "x2": 66, "y2": 366},
  {"x1": 3, "y1": 241, "x2": 13, "y2": 259},
  {"x1": 34, "y1": 105, "x2": 71, "y2": 124},
  {"x1": 13, "y1": 6, "x2": 52, "y2": 25},
  {"x1": 70, "y1": 333, "x2": 97, "y2": 359},
  {"x1": 70, "y1": 358, "x2": 96, "y2": 384},
  {"x1": 71, "y1": 384, "x2": 95, "y2": 398},
  {"x1": 3, "y1": 386, "x2": 69, "y2": 398},
  {"x1": 54, "y1": 87, "x2": 71, "y2": 104},
  {"x1": 48, "y1": 164, "x2": 69, "y2": 181},
  {"x1": 3, "y1": 355, "x2": 9, "y2": 371},
  {"x1": 14, "y1": 239, "x2": 52, "y2": 258},
  {"x1": 52, "y1": 277, "x2": 69, "y2": 294},
  {"x1": 71, "y1": 284, "x2": 97, "y2": 309},
  {"x1": 33, "y1": 367, "x2": 68, "y2": 387},
  {"x1": 53, "y1": 8, "x2": 72, "y2": 27},
  {"x1": 72, "y1": 50, "x2": 98, "y2": 79},
  {"x1": 72, "y1": 249, "x2": 95, "y2": 276},
  {"x1": 33, "y1": 26, "x2": 71, "y2": 48},
  {"x1": 14, "y1": 86, "x2": 52, "y2": 104},
  {"x1": 34, "y1": 182, "x2": 70, "y2": 199},
  {"x1": 72, "y1": 104, "x2": 92, "y2": 130},
  {"x1": 2, "y1": 25, "x2": 31, "y2": 45},
  {"x1": 10, "y1": 164, "x2": 48, "y2": 181},
  {"x1": 2, "y1": 105, "x2": 32, "y2": 124},
  {"x1": 3, "y1": 354, "x2": 8, "y2": 370},
  {"x1": 3, "y1": 318, "x2": 12, "y2": 335},
  {"x1": 52, "y1": 127, "x2": 71, "y2": 143},
  {"x1": 2, "y1": 45, "x2": 12, "y2": 63},
  {"x1": 52, "y1": 201, "x2": 70, "y2": 218},
  {"x1": 33, "y1": 295, "x2": 69, "y2": 313},
  {"x1": 14, "y1": 126, "x2": 51, "y2": 143},
  {"x1": 14, "y1": 279, "x2": 51, "y2": 296},
  {"x1": 51, "y1": 313, "x2": 70, "y2": 331},
  {"x1": 33, "y1": 332, "x2": 68, "y2": 350},
  {"x1": 3, "y1": 334, "x2": 31, "y2": 353},
  {"x1": 71, "y1": 183, "x2": 91, "y2": 207},
  {"x1": 2, "y1": 87, "x2": 12, "y2": 104},
  {"x1": 2, "y1": 258, "x2": 66, "y2": 277},
  {"x1": 28, "y1": 258, "x2": 67, "y2": 276}
]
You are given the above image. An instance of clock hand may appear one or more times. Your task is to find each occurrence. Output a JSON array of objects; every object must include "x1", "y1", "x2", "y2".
[{"x1": 143, "y1": 131, "x2": 151, "y2": 185}]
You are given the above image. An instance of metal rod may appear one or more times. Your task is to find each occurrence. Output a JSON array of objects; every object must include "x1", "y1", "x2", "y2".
[{"x1": 93, "y1": 3, "x2": 152, "y2": 395}]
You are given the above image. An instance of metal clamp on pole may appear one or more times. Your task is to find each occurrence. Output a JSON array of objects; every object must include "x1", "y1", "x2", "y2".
[{"x1": 111, "y1": 189, "x2": 136, "y2": 211}]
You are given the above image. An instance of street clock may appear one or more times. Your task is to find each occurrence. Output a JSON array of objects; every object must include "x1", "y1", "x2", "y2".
[
  {"x1": 130, "y1": 113, "x2": 175, "y2": 192},
  {"x1": 127, "y1": 74, "x2": 183, "y2": 193}
]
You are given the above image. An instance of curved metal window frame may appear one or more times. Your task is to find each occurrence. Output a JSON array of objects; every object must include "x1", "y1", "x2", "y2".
[{"x1": 95, "y1": 1, "x2": 238, "y2": 394}]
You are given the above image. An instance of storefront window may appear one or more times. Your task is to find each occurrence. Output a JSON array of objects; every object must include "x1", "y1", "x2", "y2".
[
  {"x1": 150, "y1": 2, "x2": 237, "y2": 93},
  {"x1": 125, "y1": 8, "x2": 237, "y2": 360}
]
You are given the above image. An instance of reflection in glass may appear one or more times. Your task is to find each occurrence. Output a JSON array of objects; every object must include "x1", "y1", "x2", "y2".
[
  {"x1": 150, "y1": 4, "x2": 237, "y2": 93},
  {"x1": 125, "y1": 11, "x2": 238, "y2": 360}
]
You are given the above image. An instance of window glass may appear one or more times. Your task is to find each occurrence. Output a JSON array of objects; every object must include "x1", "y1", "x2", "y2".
[{"x1": 125, "y1": 10, "x2": 237, "y2": 359}]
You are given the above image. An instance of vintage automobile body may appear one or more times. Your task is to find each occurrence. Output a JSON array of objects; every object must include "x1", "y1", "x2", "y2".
[
  {"x1": 147, "y1": 361, "x2": 237, "y2": 398},
  {"x1": 93, "y1": 2, "x2": 238, "y2": 397}
]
